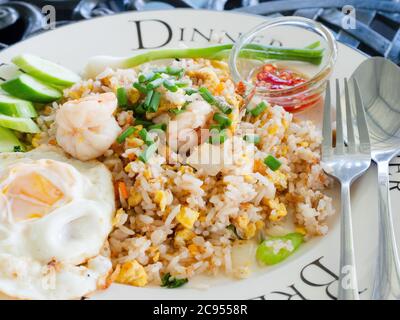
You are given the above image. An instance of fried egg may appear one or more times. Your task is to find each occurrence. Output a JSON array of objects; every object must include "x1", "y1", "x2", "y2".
[{"x1": 0, "y1": 145, "x2": 115, "y2": 299}]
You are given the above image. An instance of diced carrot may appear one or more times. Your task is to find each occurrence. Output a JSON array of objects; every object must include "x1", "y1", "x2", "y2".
[{"x1": 118, "y1": 181, "x2": 129, "y2": 199}]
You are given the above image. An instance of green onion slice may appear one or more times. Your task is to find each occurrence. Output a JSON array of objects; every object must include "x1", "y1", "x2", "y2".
[
  {"x1": 264, "y1": 155, "x2": 282, "y2": 171},
  {"x1": 149, "y1": 91, "x2": 161, "y2": 113},
  {"x1": 213, "y1": 112, "x2": 232, "y2": 128},
  {"x1": 139, "y1": 128, "x2": 154, "y2": 146},
  {"x1": 148, "y1": 123, "x2": 167, "y2": 131},
  {"x1": 249, "y1": 101, "x2": 267, "y2": 117},
  {"x1": 163, "y1": 79, "x2": 178, "y2": 92},
  {"x1": 117, "y1": 126, "x2": 137, "y2": 144},
  {"x1": 243, "y1": 134, "x2": 260, "y2": 144},
  {"x1": 138, "y1": 71, "x2": 155, "y2": 83},
  {"x1": 116, "y1": 87, "x2": 128, "y2": 107},
  {"x1": 134, "y1": 118, "x2": 153, "y2": 127},
  {"x1": 133, "y1": 82, "x2": 148, "y2": 94},
  {"x1": 184, "y1": 88, "x2": 197, "y2": 95},
  {"x1": 169, "y1": 107, "x2": 186, "y2": 115},
  {"x1": 143, "y1": 90, "x2": 154, "y2": 109},
  {"x1": 139, "y1": 143, "x2": 158, "y2": 163},
  {"x1": 146, "y1": 78, "x2": 164, "y2": 90},
  {"x1": 209, "y1": 128, "x2": 228, "y2": 144},
  {"x1": 166, "y1": 66, "x2": 184, "y2": 76}
]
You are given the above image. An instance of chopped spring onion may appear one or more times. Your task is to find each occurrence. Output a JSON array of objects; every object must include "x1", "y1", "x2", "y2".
[
  {"x1": 198, "y1": 87, "x2": 215, "y2": 104},
  {"x1": 133, "y1": 82, "x2": 148, "y2": 94},
  {"x1": 169, "y1": 107, "x2": 186, "y2": 115},
  {"x1": 184, "y1": 88, "x2": 197, "y2": 95},
  {"x1": 143, "y1": 90, "x2": 154, "y2": 109},
  {"x1": 117, "y1": 126, "x2": 137, "y2": 144},
  {"x1": 146, "y1": 78, "x2": 164, "y2": 90},
  {"x1": 248, "y1": 101, "x2": 267, "y2": 117},
  {"x1": 13, "y1": 145, "x2": 23, "y2": 152},
  {"x1": 148, "y1": 123, "x2": 167, "y2": 131},
  {"x1": 148, "y1": 91, "x2": 161, "y2": 113},
  {"x1": 243, "y1": 134, "x2": 260, "y2": 144},
  {"x1": 175, "y1": 81, "x2": 189, "y2": 88},
  {"x1": 139, "y1": 143, "x2": 158, "y2": 163},
  {"x1": 139, "y1": 128, "x2": 154, "y2": 146},
  {"x1": 264, "y1": 155, "x2": 282, "y2": 171},
  {"x1": 166, "y1": 66, "x2": 184, "y2": 76},
  {"x1": 209, "y1": 128, "x2": 228, "y2": 144},
  {"x1": 213, "y1": 113, "x2": 232, "y2": 128},
  {"x1": 134, "y1": 103, "x2": 146, "y2": 116},
  {"x1": 198, "y1": 87, "x2": 232, "y2": 114},
  {"x1": 161, "y1": 273, "x2": 188, "y2": 289},
  {"x1": 214, "y1": 98, "x2": 232, "y2": 114},
  {"x1": 163, "y1": 79, "x2": 178, "y2": 92},
  {"x1": 138, "y1": 71, "x2": 155, "y2": 83},
  {"x1": 116, "y1": 87, "x2": 128, "y2": 107},
  {"x1": 134, "y1": 118, "x2": 153, "y2": 127}
]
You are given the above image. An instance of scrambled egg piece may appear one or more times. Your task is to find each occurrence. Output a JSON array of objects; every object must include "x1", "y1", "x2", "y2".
[
  {"x1": 116, "y1": 260, "x2": 148, "y2": 287},
  {"x1": 154, "y1": 190, "x2": 168, "y2": 211},
  {"x1": 128, "y1": 189, "x2": 142, "y2": 207},
  {"x1": 267, "y1": 199, "x2": 288, "y2": 222},
  {"x1": 176, "y1": 206, "x2": 200, "y2": 229},
  {"x1": 174, "y1": 228, "x2": 195, "y2": 246}
]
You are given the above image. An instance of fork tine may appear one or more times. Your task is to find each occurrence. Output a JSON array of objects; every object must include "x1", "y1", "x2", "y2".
[
  {"x1": 352, "y1": 78, "x2": 371, "y2": 153},
  {"x1": 322, "y1": 80, "x2": 332, "y2": 158},
  {"x1": 344, "y1": 78, "x2": 356, "y2": 152},
  {"x1": 335, "y1": 79, "x2": 345, "y2": 154}
]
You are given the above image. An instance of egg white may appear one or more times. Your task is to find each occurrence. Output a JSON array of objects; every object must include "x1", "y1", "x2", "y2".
[{"x1": 0, "y1": 145, "x2": 115, "y2": 299}]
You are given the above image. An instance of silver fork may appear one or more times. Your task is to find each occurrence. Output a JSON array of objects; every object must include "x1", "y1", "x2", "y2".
[{"x1": 322, "y1": 78, "x2": 372, "y2": 300}]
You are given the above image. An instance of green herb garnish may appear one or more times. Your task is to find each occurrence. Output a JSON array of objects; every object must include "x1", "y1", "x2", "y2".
[
  {"x1": 243, "y1": 134, "x2": 260, "y2": 144},
  {"x1": 139, "y1": 128, "x2": 154, "y2": 146},
  {"x1": 134, "y1": 118, "x2": 153, "y2": 127},
  {"x1": 163, "y1": 79, "x2": 178, "y2": 92},
  {"x1": 148, "y1": 91, "x2": 161, "y2": 113},
  {"x1": 184, "y1": 88, "x2": 197, "y2": 95},
  {"x1": 116, "y1": 87, "x2": 128, "y2": 107},
  {"x1": 133, "y1": 82, "x2": 148, "y2": 94},
  {"x1": 209, "y1": 128, "x2": 228, "y2": 144},
  {"x1": 213, "y1": 112, "x2": 232, "y2": 128},
  {"x1": 146, "y1": 78, "x2": 164, "y2": 90},
  {"x1": 161, "y1": 273, "x2": 188, "y2": 289},
  {"x1": 148, "y1": 123, "x2": 167, "y2": 131},
  {"x1": 117, "y1": 126, "x2": 137, "y2": 144},
  {"x1": 198, "y1": 87, "x2": 232, "y2": 114},
  {"x1": 248, "y1": 101, "x2": 267, "y2": 117},
  {"x1": 264, "y1": 155, "x2": 282, "y2": 171},
  {"x1": 139, "y1": 143, "x2": 158, "y2": 163}
]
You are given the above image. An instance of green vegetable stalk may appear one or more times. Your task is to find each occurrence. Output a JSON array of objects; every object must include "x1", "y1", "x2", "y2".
[{"x1": 122, "y1": 44, "x2": 324, "y2": 68}]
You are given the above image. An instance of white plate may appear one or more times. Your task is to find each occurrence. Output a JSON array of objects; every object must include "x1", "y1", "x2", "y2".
[{"x1": 1, "y1": 9, "x2": 399, "y2": 300}]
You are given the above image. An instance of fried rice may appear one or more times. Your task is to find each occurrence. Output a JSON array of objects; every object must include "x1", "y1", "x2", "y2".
[{"x1": 34, "y1": 58, "x2": 334, "y2": 288}]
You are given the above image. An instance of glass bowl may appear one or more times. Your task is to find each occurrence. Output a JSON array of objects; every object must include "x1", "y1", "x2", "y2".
[{"x1": 229, "y1": 16, "x2": 337, "y2": 112}]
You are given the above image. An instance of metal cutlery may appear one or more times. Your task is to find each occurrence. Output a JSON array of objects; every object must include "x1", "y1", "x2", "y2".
[
  {"x1": 321, "y1": 78, "x2": 372, "y2": 300},
  {"x1": 350, "y1": 57, "x2": 400, "y2": 300}
]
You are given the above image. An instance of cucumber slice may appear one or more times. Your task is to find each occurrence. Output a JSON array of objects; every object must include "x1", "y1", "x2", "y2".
[
  {"x1": 1, "y1": 74, "x2": 62, "y2": 103},
  {"x1": 0, "y1": 114, "x2": 40, "y2": 133},
  {"x1": 12, "y1": 54, "x2": 80, "y2": 87},
  {"x1": 0, "y1": 126, "x2": 25, "y2": 152},
  {"x1": 0, "y1": 64, "x2": 22, "y2": 84},
  {"x1": 0, "y1": 94, "x2": 37, "y2": 118}
]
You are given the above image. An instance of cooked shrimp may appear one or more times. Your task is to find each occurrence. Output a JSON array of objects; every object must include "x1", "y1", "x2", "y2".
[
  {"x1": 55, "y1": 92, "x2": 121, "y2": 161},
  {"x1": 167, "y1": 100, "x2": 213, "y2": 153}
]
